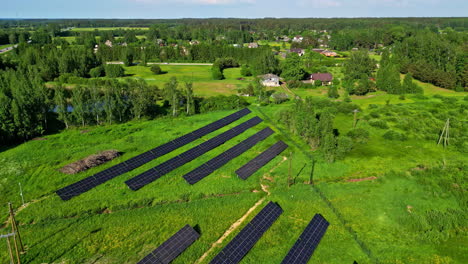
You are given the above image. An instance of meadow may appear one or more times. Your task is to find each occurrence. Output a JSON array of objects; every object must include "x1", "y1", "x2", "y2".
[
  {"x1": 122, "y1": 65, "x2": 256, "y2": 97},
  {"x1": 0, "y1": 87, "x2": 466, "y2": 263}
]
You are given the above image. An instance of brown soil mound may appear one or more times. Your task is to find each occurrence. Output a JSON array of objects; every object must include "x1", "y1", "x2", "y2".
[{"x1": 60, "y1": 150, "x2": 120, "y2": 174}]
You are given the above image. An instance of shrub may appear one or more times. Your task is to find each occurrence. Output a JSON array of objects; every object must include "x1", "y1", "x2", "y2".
[
  {"x1": 105, "y1": 64, "x2": 125, "y2": 78},
  {"x1": 369, "y1": 119, "x2": 389, "y2": 129},
  {"x1": 346, "y1": 128, "x2": 370, "y2": 144},
  {"x1": 211, "y1": 66, "x2": 224, "y2": 80},
  {"x1": 150, "y1": 65, "x2": 162, "y2": 75},
  {"x1": 89, "y1": 66, "x2": 104, "y2": 78},
  {"x1": 200, "y1": 95, "x2": 249, "y2": 113},
  {"x1": 382, "y1": 130, "x2": 408, "y2": 141},
  {"x1": 271, "y1": 92, "x2": 289, "y2": 104}
]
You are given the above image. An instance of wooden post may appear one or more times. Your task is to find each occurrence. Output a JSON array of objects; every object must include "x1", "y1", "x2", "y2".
[
  {"x1": 8, "y1": 203, "x2": 24, "y2": 253},
  {"x1": 309, "y1": 158, "x2": 316, "y2": 185},
  {"x1": 6, "y1": 236, "x2": 15, "y2": 264}
]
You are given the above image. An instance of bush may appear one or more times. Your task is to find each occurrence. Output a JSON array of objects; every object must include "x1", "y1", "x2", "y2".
[
  {"x1": 382, "y1": 130, "x2": 408, "y2": 141},
  {"x1": 369, "y1": 119, "x2": 389, "y2": 129},
  {"x1": 200, "y1": 95, "x2": 249, "y2": 113},
  {"x1": 211, "y1": 66, "x2": 224, "y2": 80},
  {"x1": 105, "y1": 64, "x2": 125, "y2": 78},
  {"x1": 89, "y1": 66, "x2": 104, "y2": 78},
  {"x1": 150, "y1": 65, "x2": 162, "y2": 75},
  {"x1": 346, "y1": 128, "x2": 370, "y2": 144},
  {"x1": 271, "y1": 92, "x2": 289, "y2": 104}
]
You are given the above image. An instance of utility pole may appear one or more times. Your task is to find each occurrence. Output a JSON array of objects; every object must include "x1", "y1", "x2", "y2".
[
  {"x1": 8, "y1": 203, "x2": 24, "y2": 253},
  {"x1": 437, "y1": 118, "x2": 450, "y2": 148},
  {"x1": 352, "y1": 109, "x2": 359, "y2": 128},
  {"x1": 1, "y1": 232, "x2": 17, "y2": 264}
]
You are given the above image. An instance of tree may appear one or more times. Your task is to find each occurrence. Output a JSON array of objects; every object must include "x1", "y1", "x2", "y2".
[
  {"x1": 240, "y1": 64, "x2": 252, "y2": 76},
  {"x1": 130, "y1": 79, "x2": 154, "y2": 119},
  {"x1": 327, "y1": 85, "x2": 339, "y2": 99},
  {"x1": 281, "y1": 53, "x2": 306, "y2": 81},
  {"x1": 123, "y1": 48, "x2": 134, "y2": 66},
  {"x1": 377, "y1": 63, "x2": 401, "y2": 94},
  {"x1": 71, "y1": 85, "x2": 88, "y2": 127},
  {"x1": 343, "y1": 50, "x2": 376, "y2": 81},
  {"x1": 150, "y1": 65, "x2": 163, "y2": 75},
  {"x1": 402, "y1": 73, "x2": 423, "y2": 94},
  {"x1": 211, "y1": 66, "x2": 224, "y2": 80},
  {"x1": 103, "y1": 86, "x2": 117, "y2": 124},
  {"x1": 89, "y1": 85, "x2": 102, "y2": 124},
  {"x1": 164, "y1": 77, "x2": 180, "y2": 117},
  {"x1": 89, "y1": 66, "x2": 104, "y2": 78},
  {"x1": 105, "y1": 64, "x2": 125, "y2": 78},
  {"x1": 354, "y1": 74, "x2": 373, "y2": 95},
  {"x1": 54, "y1": 84, "x2": 70, "y2": 129},
  {"x1": 185, "y1": 82, "x2": 195, "y2": 115}
]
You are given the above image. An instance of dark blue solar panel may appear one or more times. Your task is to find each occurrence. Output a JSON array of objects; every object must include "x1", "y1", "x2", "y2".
[
  {"x1": 126, "y1": 117, "x2": 263, "y2": 190},
  {"x1": 183, "y1": 127, "x2": 274, "y2": 185},
  {"x1": 138, "y1": 225, "x2": 200, "y2": 264},
  {"x1": 236, "y1": 141, "x2": 288, "y2": 180},
  {"x1": 281, "y1": 214, "x2": 329, "y2": 264},
  {"x1": 210, "y1": 202, "x2": 282, "y2": 264},
  {"x1": 56, "y1": 108, "x2": 251, "y2": 201}
]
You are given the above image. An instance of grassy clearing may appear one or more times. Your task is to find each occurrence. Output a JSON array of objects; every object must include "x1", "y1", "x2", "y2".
[
  {"x1": 123, "y1": 65, "x2": 255, "y2": 97},
  {"x1": 0, "y1": 44, "x2": 12, "y2": 49}
]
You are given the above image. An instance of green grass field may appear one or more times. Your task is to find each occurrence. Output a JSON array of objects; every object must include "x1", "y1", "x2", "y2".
[
  {"x1": 0, "y1": 92, "x2": 466, "y2": 263},
  {"x1": 122, "y1": 65, "x2": 256, "y2": 97}
]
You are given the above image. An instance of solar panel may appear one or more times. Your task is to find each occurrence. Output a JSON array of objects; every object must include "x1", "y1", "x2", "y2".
[
  {"x1": 126, "y1": 117, "x2": 263, "y2": 191},
  {"x1": 210, "y1": 202, "x2": 283, "y2": 264},
  {"x1": 236, "y1": 141, "x2": 288, "y2": 180},
  {"x1": 138, "y1": 225, "x2": 200, "y2": 264},
  {"x1": 281, "y1": 214, "x2": 329, "y2": 264},
  {"x1": 183, "y1": 127, "x2": 274, "y2": 185},
  {"x1": 55, "y1": 108, "x2": 251, "y2": 201}
]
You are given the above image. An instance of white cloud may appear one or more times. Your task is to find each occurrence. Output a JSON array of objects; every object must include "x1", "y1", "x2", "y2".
[{"x1": 132, "y1": 0, "x2": 256, "y2": 5}]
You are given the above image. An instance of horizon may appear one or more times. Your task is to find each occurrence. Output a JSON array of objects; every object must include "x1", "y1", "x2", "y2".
[{"x1": 3, "y1": 0, "x2": 468, "y2": 19}]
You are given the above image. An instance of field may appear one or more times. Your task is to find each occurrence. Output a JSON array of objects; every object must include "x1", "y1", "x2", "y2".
[
  {"x1": 1, "y1": 84, "x2": 467, "y2": 263},
  {"x1": 122, "y1": 65, "x2": 257, "y2": 97}
]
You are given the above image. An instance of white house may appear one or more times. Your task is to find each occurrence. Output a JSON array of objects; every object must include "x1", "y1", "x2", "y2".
[{"x1": 259, "y1": 74, "x2": 280, "y2": 87}]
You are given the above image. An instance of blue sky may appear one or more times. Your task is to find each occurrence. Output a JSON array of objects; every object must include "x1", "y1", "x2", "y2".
[{"x1": 2, "y1": 0, "x2": 467, "y2": 18}]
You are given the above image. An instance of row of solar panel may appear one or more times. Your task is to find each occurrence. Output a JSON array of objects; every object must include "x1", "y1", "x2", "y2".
[
  {"x1": 236, "y1": 140, "x2": 289, "y2": 180},
  {"x1": 139, "y1": 203, "x2": 329, "y2": 264},
  {"x1": 56, "y1": 108, "x2": 251, "y2": 200},
  {"x1": 138, "y1": 225, "x2": 200, "y2": 264},
  {"x1": 125, "y1": 117, "x2": 263, "y2": 191},
  {"x1": 183, "y1": 127, "x2": 275, "y2": 185}
]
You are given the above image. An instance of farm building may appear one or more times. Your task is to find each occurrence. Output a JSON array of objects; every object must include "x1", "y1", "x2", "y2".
[
  {"x1": 259, "y1": 74, "x2": 280, "y2": 87},
  {"x1": 292, "y1": 35, "x2": 303, "y2": 43},
  {"x1": 310, "y1": 73, "x2": 333, "y2": 85}
]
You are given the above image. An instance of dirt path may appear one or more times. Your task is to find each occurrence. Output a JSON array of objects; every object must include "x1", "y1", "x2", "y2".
[{"x1": 194, "y1": 197, "x2": 266, "y2": 264}]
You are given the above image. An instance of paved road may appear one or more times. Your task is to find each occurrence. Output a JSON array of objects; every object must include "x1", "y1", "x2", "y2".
[{"x1": 106, "y1": 61, "x2": 213, "y2": 66}]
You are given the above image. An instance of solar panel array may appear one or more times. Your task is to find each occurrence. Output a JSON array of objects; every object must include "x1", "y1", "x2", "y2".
[
  {"x1": 281, "y1": 214, "x2": 329, "y2": 264},
  {"x1": 138, "y1": 225, "x2": 200, "y2": 264},
  {"x1": 210, "y1": 202, "x2": 283, "y2": 264},
  {"x1": 236, "y1": 141, "x2": 289, "y2": 180},
  {"x1": 126, "y1": 117, "x2": 263, "y2": 191},
  {"x1": 56, "y1": 108, "x2": 251, "y2": 200},
  {"x1": 183, "y1": 127, "x2": 274, "y2": 185}
]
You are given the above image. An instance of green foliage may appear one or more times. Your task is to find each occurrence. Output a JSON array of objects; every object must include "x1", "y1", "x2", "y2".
[
  {"x1": 376, "y1": 63, "x2": 401, "y2": 94},
  {"x1": 327, "y1": 85, "x2": 339, "y2": 99},
  {"x1": 89, "y1": 65, "x2": 104, "y2": 78},
  {"x1": 240, "y1": 64, "x2": 252, "y2": 77},
  {"x1": 281, "y1": 53, "x2": 306, "y2": 81},
  {"x1": 105, "y1": 64, "x2": 125, "y2": 78},
  {"x1": 346, "y1": 128, "x2": 370, "y2": 144},
  {"x1": 343, "y1": 50, "x2": 376, "y2": 81},
  {"x1": 271, "y1": 92, "x2": 289, "y2": 104},
  {"x1": 199, "y1": 95, "x2": 249, "y2": 113},
  {"x1": 382, "y1": 130, "x2": 408, "y2": 141},
  {"x1": 368, "y1": 119, "x2": 389, "y2": 129},
  {"x1": 211, "y1": 65, "x2": 224, "y2": 80},
  {"x1": 150, "y1": 65, "x2": 163, "y2": 75}
]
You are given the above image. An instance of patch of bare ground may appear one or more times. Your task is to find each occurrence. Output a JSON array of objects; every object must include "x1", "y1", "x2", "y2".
[
  {"x1": 347, "y1": 176, "x2": 378, "y2": 182},
  {"x1": 194, "y1": 197, "x2": 266, "y2": 264},
  {"x1": 32, "y1": 137, "x2": 47, "y2": 141},
  {"x1": 60, "y1": 150, "x2": 120, "y2": 174}
]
